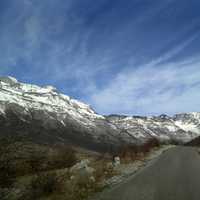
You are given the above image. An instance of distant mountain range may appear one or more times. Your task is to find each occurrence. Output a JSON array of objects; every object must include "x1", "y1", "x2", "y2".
[{"x1": 0, "y1": 76, "x2": 200, "y2": 152}]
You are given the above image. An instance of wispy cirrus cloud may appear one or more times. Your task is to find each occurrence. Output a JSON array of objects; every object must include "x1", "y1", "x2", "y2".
[
  {"x1": 0, "y1": 0, "x2": 200, "y2": 115},
  {"x1": 88, "y1": 54, "x2": 200, "y2": 115}
]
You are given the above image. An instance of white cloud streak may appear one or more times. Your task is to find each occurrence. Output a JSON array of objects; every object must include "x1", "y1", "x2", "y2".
[
  {"x1": 89, "y1": 55, "x2": 200, "y2": 115},
  {"x1": 1, "y1": 0, "x2": 200, "y2": 117}
]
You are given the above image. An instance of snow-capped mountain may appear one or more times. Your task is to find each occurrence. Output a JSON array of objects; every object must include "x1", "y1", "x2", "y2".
[
  {"x1": 0, "y1": 76, "x2": 104, "y2": 124},
  {"x1": 0, "y1": 76, "x2": 200, "y2": 151},
  {"x1": 0, "y1": 76, "x2": 124, "y2": 151},
  {"x1": 106, "y1": 113, "x2": 200, "y2": 144}
]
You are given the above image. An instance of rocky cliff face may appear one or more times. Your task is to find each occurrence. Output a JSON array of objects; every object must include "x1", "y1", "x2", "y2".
[
  {"x1": 106, "y1": 113, "x2": 200, "y2": 144},
  {"x1": 0, "y1": 76, "x2": 123, "y2": 152},
  {"x1": 0, "y1": 76, "x2": 200, "y2": 151}
]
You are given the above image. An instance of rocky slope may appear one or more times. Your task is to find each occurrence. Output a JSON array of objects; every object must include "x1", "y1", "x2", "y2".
[
  {"x1": 0, "y1": 76, "x2": 200, "y2": 151},
  {"x1": 0, "y1": 76, "x2": 124, "y2": 152},
  {"x1": 106, "y1": 113, "x2": 200, "y2": 144}
]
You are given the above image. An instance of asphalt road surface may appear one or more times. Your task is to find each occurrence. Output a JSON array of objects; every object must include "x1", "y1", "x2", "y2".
[{"x1": 93, "y1": 146, "x2": 200, "y2": 200}]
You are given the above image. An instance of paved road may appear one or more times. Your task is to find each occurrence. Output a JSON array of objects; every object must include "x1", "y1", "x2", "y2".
[{"x1": 94, "y1": 146, "x2": 200, "y2": 200}]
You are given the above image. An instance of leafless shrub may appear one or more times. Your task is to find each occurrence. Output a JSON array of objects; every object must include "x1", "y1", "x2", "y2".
[
  {"x1": 119, "y1": 138, "x2": 160, "y2": 161},
  {"x1": 48, "y1": 146, "x2": 77, "y2": 170}
]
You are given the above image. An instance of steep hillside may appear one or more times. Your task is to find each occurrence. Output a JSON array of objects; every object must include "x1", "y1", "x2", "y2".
[
  {"x1": 0, "y1": 76, "x2": 124, "y2": 152},
  {"x1": 0, "y1": 76, "x2": 200, "y2": 151},
  {"x1": 106, "y1": 113, "x2": 200, "y2": 144}
]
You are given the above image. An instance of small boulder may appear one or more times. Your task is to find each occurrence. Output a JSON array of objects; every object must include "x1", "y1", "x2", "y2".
[
  {"x1": 70, "y1": 159, "x2": 90, "y2": 173},
  {"x1": 70, "y1": 159, "x2": 95, "y2": 183},
  {"x1": 113, "y1": 156, "x2": 121, "y2": 167}
]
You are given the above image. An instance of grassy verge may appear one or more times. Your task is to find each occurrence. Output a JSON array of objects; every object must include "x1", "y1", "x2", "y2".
[{"x1": 0, "y1": 136, "x2": 163, "y2": 200}]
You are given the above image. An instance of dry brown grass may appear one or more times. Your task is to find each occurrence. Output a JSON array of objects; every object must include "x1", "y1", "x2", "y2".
[{"x1": 119, "y1": 138, "x2": 160, "y2": 162}]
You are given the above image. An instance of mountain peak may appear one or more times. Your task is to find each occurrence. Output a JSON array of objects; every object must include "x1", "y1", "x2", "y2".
[
  {"x1": 0, "y1": 77, "x2": 200, "y2": 149},
  {"x1": 0, "y1": 76, "x2": 103, "y2": 122},
  {"x1": 0, "y1": 76, "x2": 18, "y2": 84}
]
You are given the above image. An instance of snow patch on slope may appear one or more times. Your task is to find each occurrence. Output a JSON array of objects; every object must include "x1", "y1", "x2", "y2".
[
  {"x1": 0, "y1": 77, "x2": 104, "y2": 127},
  {"x1": 175, "y1": 121, "x2": 200, "y2": 134},
  {"x1": 1, "y1": 76, "x2": 200, "y2": 144}
]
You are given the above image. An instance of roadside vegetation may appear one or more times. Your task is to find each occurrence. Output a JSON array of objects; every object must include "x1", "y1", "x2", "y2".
[
  {"x1": 0, "y1": 136, "x2": 162, "y2": 200},
  {"x1": 119, "y1": 138, "x2": 160, "y2": 162}
]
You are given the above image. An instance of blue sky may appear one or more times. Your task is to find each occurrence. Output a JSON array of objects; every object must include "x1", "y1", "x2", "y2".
[{"x1": 0, "y1": 0, "x2": 200, "y2": 115}]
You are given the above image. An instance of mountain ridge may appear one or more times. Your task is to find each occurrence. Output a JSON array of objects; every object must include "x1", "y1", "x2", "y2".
[{"x1": 0, "y1": 76, "x2": 200, "y2": 152}]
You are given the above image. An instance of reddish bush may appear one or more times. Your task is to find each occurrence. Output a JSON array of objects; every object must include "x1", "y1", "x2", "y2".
[
  {"x1": 119, "y1": 138, "x2": 160, "y2": 161},
  {"x1": 48, "y1": 146, "x2": 77, "y2": 169}
]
